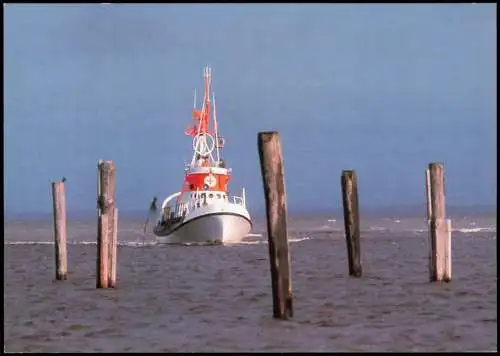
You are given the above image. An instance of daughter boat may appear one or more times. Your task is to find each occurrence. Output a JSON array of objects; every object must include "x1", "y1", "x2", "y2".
[{"x1": 153, "y1": 66, "x2": 252, "y2": 244}]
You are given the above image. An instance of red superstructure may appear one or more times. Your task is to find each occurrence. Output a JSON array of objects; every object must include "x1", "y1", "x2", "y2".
[{"x1": 178, "y1": 66, "x2": 230, "y2": 201}]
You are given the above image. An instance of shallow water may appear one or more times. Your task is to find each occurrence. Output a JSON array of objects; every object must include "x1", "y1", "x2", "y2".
[{"x1": 4, "y1": 216, "x2": 497, "y2": 352}]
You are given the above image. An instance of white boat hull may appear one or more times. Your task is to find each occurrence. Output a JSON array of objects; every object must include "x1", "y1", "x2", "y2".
[
  {"x1": 156, "y1": 213, "x2": 251, "y2": 244},
  {"x1": 154, "y1": 201, "x2": 251, "y2": 244}
]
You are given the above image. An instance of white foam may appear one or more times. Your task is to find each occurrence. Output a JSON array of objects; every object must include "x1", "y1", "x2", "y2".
[
  {"x1": 4, "y1": 240, "x2": 157, "y2": 247},
  {"x1": 78, "y1": 241, "x2": 97, "y2": 245},
  {"x1": 290, "y1": 236, "x2": 311, "y2": 242},
  {"x1": 120, "y1": 241, "x2": 158, "y2": 247},
  {"x1": 5, "y1": 241, "x2": 54, "y2": 245},
  {"x1": 454, "y1": 227, "x2": 496, "y2": 233},
  {"x1": 364, "y1": 226, "x2": 497, "y2": 234},
  {"x1": 245, "y1": 233, "x2": 263, "y2": 237},
  {"x1": 368, "y1": 226, "x2": 387, "y2": 232},
  {"x1": 236, "y1": 236, "x2": 310, "y2": 245},
  {"x1": 6, "y1": 236, "x2": 314, "y2": 247},
  {"x1": 161, "y1": 241, "x2": 218, "y2": 247},
  {"x1": 316, "y1": 224, "x2": 333, "y2": 231}
]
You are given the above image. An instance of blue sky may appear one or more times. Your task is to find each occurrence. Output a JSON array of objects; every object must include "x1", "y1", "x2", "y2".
[{"x1": 4, "y1": 4, "x2": 496, "y2": 215}]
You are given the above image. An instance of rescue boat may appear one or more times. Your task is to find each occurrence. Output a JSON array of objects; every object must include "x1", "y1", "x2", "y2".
[{"x1": 153, "y1": 66, "x2": 252, "y2": 244}]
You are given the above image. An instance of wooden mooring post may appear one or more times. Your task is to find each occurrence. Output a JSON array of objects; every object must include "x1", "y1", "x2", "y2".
[
  {"x1": 109, "y1": 208, "x2": 118, "y2": 287},
  {"x1": 258, "y1": 131, "x2": 293, "y2": 320},
  {"x1": 51, "y1": 180, "x2": 68, "y2": 280},
  {"x1": 426, "y1": 163, "x2": 452, "y2": 282},
  {"x1": 341, "y1": 170, "x2": 362, "y2": 277},
  {"x1": 97, "y1": 160, "x2": 117, "y2": 289}
]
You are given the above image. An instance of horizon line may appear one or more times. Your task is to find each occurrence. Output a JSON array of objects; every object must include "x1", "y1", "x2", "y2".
[{"x1": 4, "y1": 203, "x2": 496, "y2": 220}]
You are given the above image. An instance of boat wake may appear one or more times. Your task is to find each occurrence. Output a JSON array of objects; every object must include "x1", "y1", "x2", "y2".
[
  {"x1": 4, "y1": 240, "x2": 158, "y2": 247},
  {"x1": 236, "y1": 236, "x2": 311, "y2": 245},
  {"x1": 4, "y1": 235, "x2": 312, "y2": 247},
  {"x1": 5, "y1": 226, "x2": 496, "y2": 247},
  {"x1": 245, "y1": 233, "x2": 263, "y2": 238},
  {"x1": 453, "y1": 227, "x2": 496, "y2": 233}
]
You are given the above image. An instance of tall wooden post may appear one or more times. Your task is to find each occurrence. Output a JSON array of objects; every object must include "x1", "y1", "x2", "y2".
[
  {"x1": 258, "y1": 131, "x2": 293, "y2": 320},
  {"x1": 97, "y1": 160, "x2": 117, "y2": 289},
  {"x1": 51, "y1": 180, "x2": 68, "y2": 280},
  {"x1": 426, "y1": 163, "x2": 451, "y2": 282},
  {"x1": 425, "y1": 168, "x2": 433, "y2": 280},
  {"x1": 425, "y1": 168, "x2": 432, "y2": 221},
  {"x1": 97, "y1": 212, "x2": 109, "y2": 288},
  {"x1": 341, "y1": 170, "x2": 362, "y2": 277},
  {"x1": 109, "y1": 208, "x2": 118, "y2": 287},
  {"x1": 445, "y1": 218, "x2": 452, "y2": 281}
]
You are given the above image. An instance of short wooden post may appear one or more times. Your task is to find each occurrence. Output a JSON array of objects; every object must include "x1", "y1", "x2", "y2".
[
  {"x1": 258, "y1": 131, "x2": 293, "y2": 320},
  {"x1": 427, "y1": 163, "x2": 451, "y2": 282},
  {"x1": 97, "y1": 160, "x2": 116, "y2": 289},
  {"x1": 341, "y1": 170, "x2": 362, "y2": 277},
  {"x1": 51, "y1": 181, "x2": 68, "y2": 280},
  {"x1": 109, "y1": 208, "x2": 118, "y2": 287}
]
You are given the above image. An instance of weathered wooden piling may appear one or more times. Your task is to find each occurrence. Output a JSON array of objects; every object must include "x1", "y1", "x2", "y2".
[
  {"x1": 425, "y1": 168, "x2": 433, "y2": 280},
  {"x1": 51, "y1": 180, "x2": 68, "y2": 280},
  {"x1": 445, "y1": 218, "x2": 452, "y2": 281},
  {"x1": 109, "y1": 208, "x2": 118, "y2": 287},
  {"x1": 341, "y1": 170, "x2": 362, "y2": 277},
  {"x1": 97, "y1": 212, "x2": 109, "y2": 288},
  {"x1": 425, "y1": 168, "x2": 432, "y2": 221},
  {"x1": 97, "y1": 160, "x2": 117, "y2": 289},
  {"x1": 257, "y1": 131, "x2": 293, "y2": 320},
  {"x1": 426, "y1": 163, "x2": 451, "y2": 282}
]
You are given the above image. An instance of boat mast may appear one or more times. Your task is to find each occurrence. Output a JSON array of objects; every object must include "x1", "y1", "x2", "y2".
[
  {"x1": 188, "y1": 66, "x2": 217, "y2": 166},
  {"x1": 213, "y1": 92, "x2": 220, "y2": 164},
  {"x1": 201, "y1": 66, "x2": 215, "y2": 164}
]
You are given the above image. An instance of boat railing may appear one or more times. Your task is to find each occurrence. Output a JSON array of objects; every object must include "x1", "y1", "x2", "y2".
[
  {"x1": 231, "y1": 195, "x2": 245, "y2": 206},
  {"x1": 162, "y1": 201, "x2": 188, "y2": 223},
  {"x1": 183, "y1": 194, "x2": 246, "y2": 210},
  {"x1": 232, "y1": 187, "x2": 246, "y2": 207},
  {"x1": 163, "y1": 189, "x2": 247, "y2": 218}
]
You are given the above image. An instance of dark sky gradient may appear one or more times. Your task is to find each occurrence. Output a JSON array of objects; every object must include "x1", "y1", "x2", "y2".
[{"x1": 4, "y1": 4, "x2": 496, "y2": 215}]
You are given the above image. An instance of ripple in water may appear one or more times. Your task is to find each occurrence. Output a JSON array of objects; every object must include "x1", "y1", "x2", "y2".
[{"x1": 4, "y1": 218, "x2": 497, "y2": 352}]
